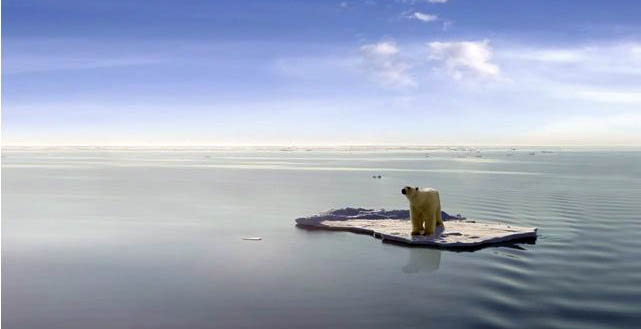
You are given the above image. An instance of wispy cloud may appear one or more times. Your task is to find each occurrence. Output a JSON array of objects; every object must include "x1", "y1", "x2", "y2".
[
  {"x1": 278, "y1": 39, "x2": 641, "y2": 102},
  {"x1": 361, "y1": 41, "x2": 400, "y2": 56},
  {"x1": 396, "y1": 0, "x2": 448, "y2": 5},
  {"x1": 498, "y1": 42, "x2": 641, "y2": 104},
  {"x1": 411, "y1": 12, "x2": 438, "y2": 22},
  {"x1": 428, "y1": 40, "x2": 501, "y2": 80},
  {"x1": 3, "y1": 38, "x2": 164, "y2": 74},
  {"x1": 575, "y1": 90, "x2": 641, "y2": 104},
  {"x1": 406, "y1": 11, "x2": 451, "y2": 31},
  {"x1": 529, "y1": 113, "x2": 641, "y2": 145},
  {"x1": 4, "y1": 55, "x2": 162, "y2": 74},
  {"x1": 512, "y1": 49, "x2": 586, "y2": 63},
  {"x1": 360, "y1": 41, "x2": 416, "y2": 88},
  {"x1": 441, "y1": 20, "x2": 453, "y2": 31},
  {"x1": 502, "y1": 43, "x2": 641, "y2": 75}
]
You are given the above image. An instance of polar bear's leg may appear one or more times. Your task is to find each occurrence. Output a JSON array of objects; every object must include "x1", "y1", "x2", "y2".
[
  {"x1": 423, "y1": 212, "x2": 436, "y2": 236},
  {"x1": 436, "y1": 203, "x2": 444, "y2": 227},
  {"x1": 410, "y1": 206, "x2": 422, "y2": 235}
]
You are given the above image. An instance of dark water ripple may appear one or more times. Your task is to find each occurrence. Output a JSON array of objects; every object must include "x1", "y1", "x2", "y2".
[{"x1": 469, "y1": 191, "x2": 641, "y2": 328}]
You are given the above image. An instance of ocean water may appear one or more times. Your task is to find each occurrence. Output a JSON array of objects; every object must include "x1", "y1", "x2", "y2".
[{"x1": 2, "y1": 147, "x2": 641, "y2": 329}]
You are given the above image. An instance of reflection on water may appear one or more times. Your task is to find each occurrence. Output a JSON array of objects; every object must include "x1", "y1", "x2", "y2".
[{"x1": 402, "y1": 249, "x2": 442, "y2": 274}]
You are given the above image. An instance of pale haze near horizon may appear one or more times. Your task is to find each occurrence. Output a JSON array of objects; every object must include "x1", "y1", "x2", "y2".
[{"x1": 2, "y1": 0, "x2": 641, "y2": 146}]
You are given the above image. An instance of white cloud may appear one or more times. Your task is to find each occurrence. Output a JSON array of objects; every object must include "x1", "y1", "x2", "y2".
[
  {"x1": 428, "y1": 40, "x2": 501, "y2": 80},
  {"x1": 360, "y1": 41, "x2": 416, "y2": 88},
  {"x1": 278, "y1": 39, "x2": 641, "y2": 111},
  {"x1": 361, "y1": 41, "x2": 399, "y2": 56},
  {"x1": 412, "y1": 12, "x2": 438, "y2": 22},
  {"x1": 428, "y1": 0, "x2": 448, "y2": 3}
]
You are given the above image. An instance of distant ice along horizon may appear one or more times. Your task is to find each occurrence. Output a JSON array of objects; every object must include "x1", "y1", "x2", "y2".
[{"x1": 2, "y1": 144, "x2": 640, "y2": 152}]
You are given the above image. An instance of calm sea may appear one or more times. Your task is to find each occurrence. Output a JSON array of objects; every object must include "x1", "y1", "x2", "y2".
[{"x1": 3, "y1": 147, "x2": 641, "y2": 329}]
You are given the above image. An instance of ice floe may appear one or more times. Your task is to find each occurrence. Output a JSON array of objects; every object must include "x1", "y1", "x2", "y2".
[{"x1": 295, "y1": 208, "x2": 536, "y2": 250}]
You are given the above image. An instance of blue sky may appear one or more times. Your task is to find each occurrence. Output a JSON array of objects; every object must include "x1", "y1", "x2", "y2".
[{"x1": 3, "y1": 0, "x2": 641, "y2": 145}]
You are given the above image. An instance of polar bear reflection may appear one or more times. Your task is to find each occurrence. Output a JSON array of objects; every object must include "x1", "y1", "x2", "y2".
[{"x1": 402, "y1": 248, "x2": 442, "y2": 274}]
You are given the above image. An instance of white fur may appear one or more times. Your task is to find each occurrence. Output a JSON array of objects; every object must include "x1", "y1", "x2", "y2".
[{"x1": 402, "y1": 187, "x2": 444, "y2": 236}]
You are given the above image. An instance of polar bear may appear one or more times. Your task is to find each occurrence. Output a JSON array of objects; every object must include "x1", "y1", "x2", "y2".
[{"x1": 401, "y1": 186, "x2": 444, "y2": 236}]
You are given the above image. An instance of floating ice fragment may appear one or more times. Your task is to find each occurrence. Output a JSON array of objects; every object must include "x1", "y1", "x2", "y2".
[{"x1": 295, "y1": 208, "x2": 536, "y2": 250}]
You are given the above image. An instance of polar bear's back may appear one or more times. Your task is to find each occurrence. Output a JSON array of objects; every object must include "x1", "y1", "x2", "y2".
[
  {"x1": 418, "y1": 188, "x2": 440, "y2": 200},
  {"x1": 412, "y1": 188, "x2": 440, "y2": 208},
  {"x1": 418, "y1": 187, "x2": 438, "y2": 194}
]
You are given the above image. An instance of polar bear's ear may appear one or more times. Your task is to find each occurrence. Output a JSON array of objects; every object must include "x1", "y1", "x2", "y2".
[{"x1": 415, "y1": 187, "x2": 419, "y2": 191}]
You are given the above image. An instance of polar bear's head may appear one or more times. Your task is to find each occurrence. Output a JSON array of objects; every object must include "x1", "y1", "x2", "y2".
[{"x1": 401, "y1": 186, "x2": 419, "y2": 199}]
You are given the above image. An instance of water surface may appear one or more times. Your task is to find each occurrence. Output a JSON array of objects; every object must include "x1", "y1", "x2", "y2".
[{"x1": 3, "y1": 147, "x2": 641, "y2": 328}]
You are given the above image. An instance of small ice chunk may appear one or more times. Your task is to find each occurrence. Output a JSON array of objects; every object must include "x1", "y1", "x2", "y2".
[{"x1": 241, "y1": 237, "x2": 262, "y2": 241}]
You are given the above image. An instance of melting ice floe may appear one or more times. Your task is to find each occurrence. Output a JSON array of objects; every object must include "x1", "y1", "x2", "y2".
[{"x1": 295, "y1": 208, "x2": 536, "y2": 250}]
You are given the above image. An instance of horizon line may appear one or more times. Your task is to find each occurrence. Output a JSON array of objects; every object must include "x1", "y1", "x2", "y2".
[{"x1": 3, "y1": 144, "x2": 641, "y2": 148}]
